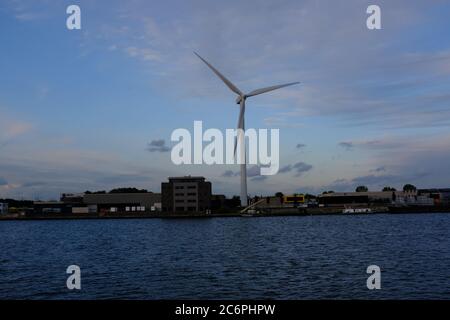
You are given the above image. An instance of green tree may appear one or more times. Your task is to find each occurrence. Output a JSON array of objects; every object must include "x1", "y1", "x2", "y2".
[
  {"x1": 275, "y1": 192, "x2": 284, "y2": 198},
  {"x1": 403, "y1": 184, "x2": 417, "y2": 192},
  {"x1": 355, "y1": 185, "x2": 368, "y2": 192},
  {"x1": 382, "y1": 186, "x2": 396, "y2": 192}
]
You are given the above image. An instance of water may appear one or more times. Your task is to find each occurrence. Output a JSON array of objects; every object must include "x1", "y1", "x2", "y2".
[{"x1": 0, "y1": 213, "x2": 449, "y2": 299}]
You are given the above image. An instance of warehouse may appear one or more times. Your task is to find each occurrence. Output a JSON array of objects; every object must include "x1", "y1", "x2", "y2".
[{"x1": 83, "y1": 192, "x2": 161, "y2": 213}]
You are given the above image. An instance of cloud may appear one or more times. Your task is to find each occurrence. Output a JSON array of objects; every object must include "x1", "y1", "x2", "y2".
[
  {"x1": 147, "y1": 139, "x2": 170, "y2": 152},
  {"x1": 221, "y1": 166, "x2": 268, "y2": 181},
  {"x1": 247, "y1": 165, "x2": 262, "y2": 177},
  {"x1": 279, "y1": 165, "x2": 293, "y2": 174},
  {"x1": 6, "y1": 0, "x2": 50, "y2": 22},
  {"x1": 124, "y1": 46, "x2": 162, "y2": 62},
  {"x1": 278, "y1": 162, "x2": 313, "y2": 177},
  {"x1": 221, "y1": 170, "x2": 237, "y2": 177},
  {"x1": 371, "y1": 166, "x2": 386, "y2": 173},
  {"x1": 85, "y1": 0, "x2": 450, "y2": 130},
  {"x1": 222, "y1": 165, "x2": 268, "y2": 181},
  {"x1": 251, "y1": 175, "x2": 267, "y2": 182},
  {"x1": 292, "y1": 162, "x2": 313, "y2": 176},
  {"x1": 338, "y1": 142, "x2": 353, "y2": 150},
  {"x1": 2, "y1": 0, "x2": 450, "y2": 198}
]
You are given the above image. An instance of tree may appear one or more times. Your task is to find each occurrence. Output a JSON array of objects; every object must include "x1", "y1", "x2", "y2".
[
  {"x1": 305, "y1": 194, "x2": 317, "y2": 200},
  {"x1": 275, "y1": 192, "x2": 284, "y2": 198},
  {"x1": 85, "y1": 190, "x2": 106, "y2": 194},
  {"x1": 403, "y1": 184, "x2": 417, "y2": 192},
  {"x1": 382, "y1": 186, "x2": 396, "y2": 192},
  {"x1": 356, "y1": 185, "x2": 368, "y2": 192}
]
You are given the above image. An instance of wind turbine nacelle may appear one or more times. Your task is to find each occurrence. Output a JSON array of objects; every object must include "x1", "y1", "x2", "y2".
[{"x1": 236, "y1": 96, "x2": 244, "y2": 104}]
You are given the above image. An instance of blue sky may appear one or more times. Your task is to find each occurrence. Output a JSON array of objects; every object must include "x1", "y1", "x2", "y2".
[{"x1": 1, "y1": 0, "x2": 450, "y2": 199}]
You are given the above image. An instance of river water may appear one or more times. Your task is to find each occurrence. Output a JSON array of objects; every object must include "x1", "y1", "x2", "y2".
[{"x1": 0, "y1": 213, "x2": 449, "y2": 299}]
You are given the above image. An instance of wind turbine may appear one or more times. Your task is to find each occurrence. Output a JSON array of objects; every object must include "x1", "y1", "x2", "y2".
[{"x1": 194, "y1": 52, "x2": 299, "y2": 207}]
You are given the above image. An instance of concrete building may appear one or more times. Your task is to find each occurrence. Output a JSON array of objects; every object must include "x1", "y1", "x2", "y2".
[
  {"x1": 0, "y1": 203, "x2": 8, "y2": 214},
  {"x1": 418, "y1": 188, "x2": 450, "y2": 206},
  {"x1": 33, "y1": 201, "x2": 72, "y2": 214},
  {"x1": 318, "y1": 190, "x2": 436, "y2": 207},
  {"x1": 162, "y1": 176, "x2": 211, "y2": 212},
  {"x1": 83, "y1": 192, "x2": 161, "y2": 213}
]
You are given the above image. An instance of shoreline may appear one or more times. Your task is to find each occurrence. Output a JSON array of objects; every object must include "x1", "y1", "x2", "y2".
[{"x1": 1, "y1": 206, "x2": 449, "y2": 221}]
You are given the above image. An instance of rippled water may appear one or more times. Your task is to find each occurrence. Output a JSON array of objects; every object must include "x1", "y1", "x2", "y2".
[{"x1": 0, "y1": 213, "x2": 449, "y2": 299}]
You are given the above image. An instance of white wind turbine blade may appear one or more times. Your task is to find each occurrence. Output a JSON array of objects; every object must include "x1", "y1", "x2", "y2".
[
  {"x1": 246, "y1": 82, "x2": 300, "y2": 97},
  {"x1": 194, "y1": 52, "x2": 243, "y2": 96}
]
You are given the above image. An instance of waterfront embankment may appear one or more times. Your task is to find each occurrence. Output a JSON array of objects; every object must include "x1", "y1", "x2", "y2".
[{"x1": 1, "y1": 206, "x2": 449, "y2": 221}]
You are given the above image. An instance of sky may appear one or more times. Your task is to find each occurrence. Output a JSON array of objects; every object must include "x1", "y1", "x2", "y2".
[{"x1": 1, "y1": 0, "x2": 450, "y2": 200}]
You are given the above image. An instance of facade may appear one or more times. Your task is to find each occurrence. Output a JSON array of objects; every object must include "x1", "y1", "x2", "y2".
[
  {"x1": 318, "y1": 193, "x2": 371, "y2": 207},
  {"x1": 318, "y1": 190, "x2": 437, "y2": 207},
  {"x1": 33, "y1": 201, "x2": 72, "y2": 214},
  {"x1": 0, "y1": 203, "x2": 8, "y2": 214},
  {"x1": 162, "y1": 176, "x2": 211, "y2": 212},
  {"x1": 418, "y1": 188, "x2": 450, "y2": 206},
  {"x1": 83, "y1": 192, "x2": 161, "y2": 213}
]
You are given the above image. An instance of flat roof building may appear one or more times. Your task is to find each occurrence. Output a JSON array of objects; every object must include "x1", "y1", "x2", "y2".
[
  {"x1": 162, "y1": 176, "x2": 211, "y2": 212},
  {"x1": 83, "y1": 192, "x2": 161, "y2": 213},
  {"x1": 318, "y1": 190, "x2": 436, "y2": 207}
]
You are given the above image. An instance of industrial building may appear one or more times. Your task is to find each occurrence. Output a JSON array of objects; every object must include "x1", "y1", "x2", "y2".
[
  {"x1": 31, "y1": 192, "x2": 161, "y2": 215},
  {"x1": 33, "y1": 201, "x2": 74, "y2": 214},
  {"x1": 83, "y1": 192, "x2": 161, "y2": 213},
  {"x1": 418, "y1": 188, "x2": 450, "y2": 206},
  {"x1": 162, "y1": 176, "x2": 211, "y2": 212},
  {"x1": 318, "y1": 190, "x2": 435, "y2": 207},
  {"x1": 0, "y1": 203, "x2": 8, "y2": 214}
]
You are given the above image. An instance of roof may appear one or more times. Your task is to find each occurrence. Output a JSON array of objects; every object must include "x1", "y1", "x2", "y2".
[
  {"x1": 83, "y1": 193, "x2": 161, "y2": 205},
  {"x1": 168, "y1": 176, "x2": 206, "y2": 182},
  {"x1": 319, "y1": 191, "x2": 401, "y2": 198}
]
